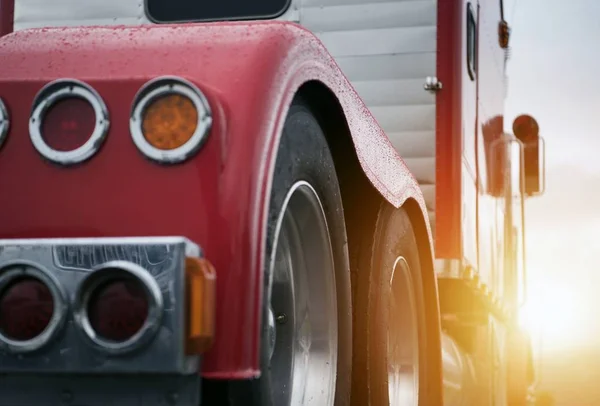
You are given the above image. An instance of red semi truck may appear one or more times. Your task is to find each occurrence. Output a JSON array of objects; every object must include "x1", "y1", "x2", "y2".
[{"x1": 0, "y1": 0, "x2": 544, "y2": 405}]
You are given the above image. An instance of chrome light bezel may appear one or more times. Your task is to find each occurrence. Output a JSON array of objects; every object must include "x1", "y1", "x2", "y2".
[
  {"x1": 29, "y1": 79, "x2": 110, "y2": 165},
  {"x1": 73, "y1": 260, "x2": 164, "y2": 355},
  {"x1": 130, "y1": 76, "x2": 212, "y2": 164},
  {"x1": 0, "y1": 97, "x2": 9, "y2": 150},
  {"x1": 0, "y1": 261, "x2": 68, "y2": 354}
]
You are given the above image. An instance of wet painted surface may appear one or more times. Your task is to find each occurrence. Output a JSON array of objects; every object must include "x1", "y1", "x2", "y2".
[{"x1": 0, "y1": 21, "x2": 430, "y2": 377}]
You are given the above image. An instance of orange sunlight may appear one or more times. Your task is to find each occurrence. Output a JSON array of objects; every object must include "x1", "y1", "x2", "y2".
[{"x1": 518, "y1": 278, "x2": 587, "y2": 352}]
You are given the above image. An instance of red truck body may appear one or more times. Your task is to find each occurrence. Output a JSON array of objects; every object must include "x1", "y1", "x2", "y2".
[
  {"x1": 0, "y1": 0, "x2": 13, "y2": 36},
  {"x1": 0, "y1": 0, "x2": 544, "y2": 404},
  {"x1": 0, "y1": 21, "x2": 433, "y2": 378}
]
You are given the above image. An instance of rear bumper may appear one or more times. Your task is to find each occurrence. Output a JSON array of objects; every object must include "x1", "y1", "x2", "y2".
[
  {"x1": 0, "y1": 74, "x2": 263, "y2": 378},
  {"x1": 0, "y1": 237, "x2": 211, "y2": 405}
]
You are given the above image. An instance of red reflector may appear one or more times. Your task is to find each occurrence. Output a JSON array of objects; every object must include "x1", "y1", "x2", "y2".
[
  {"x1": 0, "y1": 277, "x2": 54, "y2": 341},
  {"x1": 41, "y1": 97, "x2": 96, "y2": 151},
  {"x1": 87, "y1": 278, "x2": 149, "y2": 342}
]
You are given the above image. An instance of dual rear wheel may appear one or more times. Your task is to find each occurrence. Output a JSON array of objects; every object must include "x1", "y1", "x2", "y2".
[{"x1": 205, "y1": 98, "x2": 432, "y2": 405}]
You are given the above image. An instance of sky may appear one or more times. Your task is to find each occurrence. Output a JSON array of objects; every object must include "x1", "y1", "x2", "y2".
[{"x1": 504, "y1": 0, "x2": 600, "y2": 399}]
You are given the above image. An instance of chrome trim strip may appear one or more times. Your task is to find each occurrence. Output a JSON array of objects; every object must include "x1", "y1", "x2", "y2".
[
  {"x1": 0, "y1": 260, "x2": 68, "y2": 353},
  {"x1": 0, "y1": 98, "x2": 9, "y2": 150},
  {"x1": 73, "y1": 260, "x2": 164, "y2": 355},
  {"x1": 0, "y1": 237, "x2": 201, "y2": 257},
  {"x1": 29, "y1": 79, "x2": 110, "y2": 165},
  {"x1": 130, "y1": 76, "x2": 212, "y2": 164}
]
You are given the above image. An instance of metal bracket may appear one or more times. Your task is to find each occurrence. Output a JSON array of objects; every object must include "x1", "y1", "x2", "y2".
[{"x1": 424, "y1": 76, "x2": 443, "y2": 93}]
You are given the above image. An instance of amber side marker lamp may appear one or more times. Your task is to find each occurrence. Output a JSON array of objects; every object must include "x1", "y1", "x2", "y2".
[
  {"x1": 142, "y1": 94, "x2": 199, "y2": 151},
  {"x1": 498, "y1": 20, "x2": 510, "y2": 49},
  {"x1": 513, "y1": 114, "x2": 545, "y2": 196},
  {"x1": 130, "y1": 77, "x2": 212, "y2": 164},
  {"x1": 185, "y1": 257, "x2": 216, "y2": 355}
]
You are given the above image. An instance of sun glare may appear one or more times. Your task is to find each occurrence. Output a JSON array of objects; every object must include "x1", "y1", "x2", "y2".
[{"x1": 518, "y1": 280, "x2": 586, "y2": 351}]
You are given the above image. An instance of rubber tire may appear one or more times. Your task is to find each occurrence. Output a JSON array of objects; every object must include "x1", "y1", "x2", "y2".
[
  {"x1": 203, "y1": 96, "x2": 352, "y2": 405},
  {"x1": 351, "y1": 203, "x2": 429, "y2": 406}
]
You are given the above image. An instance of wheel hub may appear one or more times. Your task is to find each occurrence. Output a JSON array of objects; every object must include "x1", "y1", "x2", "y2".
[
  {"x1": 267, "y1": 181, "x2": 338, "y2": 406},
  {"x1": 388, "y1": 256, "x2": 420, "y2": 405}
]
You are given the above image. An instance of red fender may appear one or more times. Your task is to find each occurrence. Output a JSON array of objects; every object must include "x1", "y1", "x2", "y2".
[{"x1": 0, "y1": 21, "x2": 431, "y2": 378}]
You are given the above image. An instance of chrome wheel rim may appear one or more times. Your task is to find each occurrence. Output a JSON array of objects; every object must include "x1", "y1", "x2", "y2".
[
  {"x1": 267, "y1": 181, "x2": 338, "y2": 406},
  {"x1": 388, "y1": 257, "x2": 420, "y2": 405}
]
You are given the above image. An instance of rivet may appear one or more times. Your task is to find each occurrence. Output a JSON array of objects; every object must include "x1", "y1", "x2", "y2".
[{"x1": 276, "y1": 313, "x2": 288, "y2": 324}]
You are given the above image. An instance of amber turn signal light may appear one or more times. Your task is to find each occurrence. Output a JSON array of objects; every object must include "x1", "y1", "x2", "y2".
[
  {"x1": 185, "y1": 257, "x2": 216, "y2": 355},
  {"x1": 142, "y1": 94, "x2": 199, "y2": 151},
  {"x1": 130, "y1": 77, "x2": 212, "y2": 164},
  {"x1": 498, "y1": 20, "x2": 510, "y2": 49}
]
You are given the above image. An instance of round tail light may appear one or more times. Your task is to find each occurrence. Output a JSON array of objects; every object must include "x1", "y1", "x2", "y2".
[
  {"x1": 0, "y1": 277, "x2": 53, "y2": 340},
  {"x1": 87, "y1": 278, "x2": 149, "y2": 342},
  {"x1": 74, "y1": 261, "x2": 163, "y2": 354},
  {"x1": 0, "y1": 263, "x2": 67, "y2": 353},
  {"x1": 41, "y1": 97, "x2": 97, "y2": 152},
  {"x1": 130, "y1": 76, "x2": 212, "y2": 164},
  {"x1": 29, "y1": 79, "x2": 109, "y2": 165}
]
